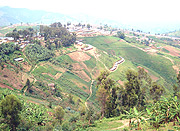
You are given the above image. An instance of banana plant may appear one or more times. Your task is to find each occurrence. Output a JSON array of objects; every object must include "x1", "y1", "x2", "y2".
[
  {"x1": 168, "y1": 96, "x2": 180, "y2": 126},
  {"x1": 146, "y1": 101, "x2": 166, "y2": 130},
  {"x1": 133, "y1": 107, "x2": 144, "y2": 130},
  {"x1": 123, "y1": 108, "x2": 135, "y2": 128}
]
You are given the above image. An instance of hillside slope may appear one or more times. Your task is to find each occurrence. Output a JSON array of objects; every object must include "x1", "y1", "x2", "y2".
[
  {"x1": 83, "y1": 36, "x2": 180, "y2": 93},
  {"x1": 1, "y1": 35, "x2": 180, "y2": 109}
]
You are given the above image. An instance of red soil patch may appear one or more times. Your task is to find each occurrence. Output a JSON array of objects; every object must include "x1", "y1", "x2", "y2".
[
  {"x1": 118, "y1": 80, "x2": 124, "y2": 86},
  {"x1": 72, "y1": 63, "x2": 83, "y2": 70},
  {"x1": 163, "y1": 46, "x2": 180, "y2": 56},
  {"x1": 80, "y1": 62, "x2": 90, "y2": 71},
  {"x1": 137, "y1": 66, "x2": 149, "y2": 73},
  {"x1": 0, "y1": 83, "x2": 14, "y2": 90},
  {"x1": 68, "y1": 51, "x2": 91, "y2": 62},
  {"x1": 0, "y1": 68, "x2": 23, "y2": 90},
  {"x1": 73, "y1": 70, "x2": 91, "y2": 82}
]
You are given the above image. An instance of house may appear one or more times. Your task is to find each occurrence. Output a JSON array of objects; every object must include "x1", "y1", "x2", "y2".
[
  {"x1": 0, "y1": 37, "x2": 14, "y2": 43},
  {"x1": 77, "y1": 42, "x2": 83, "y2": 46},
  {"x1": 48, "y1": 83, "x2": 55, "y2": 91},
  {"x1": 14, "y1": 58, "x2": 24, "y2": 62},
  {"x1": 48, "y1": 83, "x2": 55, "y2": 87},
  {"x1": 82, "y1": 44, "x2": 93, "y2": 51}
]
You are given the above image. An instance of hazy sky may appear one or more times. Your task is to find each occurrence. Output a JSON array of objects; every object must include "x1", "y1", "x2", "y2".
[{"x1": 1, "y1": 0, "x2": 180, "y2": 23}]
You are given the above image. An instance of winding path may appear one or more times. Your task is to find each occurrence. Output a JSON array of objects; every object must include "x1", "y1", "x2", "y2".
[
  {"x1": 85, "y1": 80, "x2": 94, "y2": 110},
  {"x1": 110, "y1": 57, "x2": 125, "y2": 72}
]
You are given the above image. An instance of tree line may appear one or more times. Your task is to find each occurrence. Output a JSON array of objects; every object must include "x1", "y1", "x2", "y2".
[{"x1": 40, "y1": 22, "x2": 76, "y2": 48}]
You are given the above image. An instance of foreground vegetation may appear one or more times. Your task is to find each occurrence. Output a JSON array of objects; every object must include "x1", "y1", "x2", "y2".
[{"x1": 1, "y1": 68, "x2": 180, "y2": 130}]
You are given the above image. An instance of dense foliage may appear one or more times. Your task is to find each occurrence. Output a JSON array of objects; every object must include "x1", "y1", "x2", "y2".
[
  {"x1": 6, "y1": 27, "x2": 36, "y2": 41},
  {"x1": 25, "y1": 44, "x2": 54, "y2": 62},
  {"x1": 40, "y1": 22, "x2": 76, "y2": 47},
  {"x1": 0, "y1": 43, "x2": 20, "y2": 68}
]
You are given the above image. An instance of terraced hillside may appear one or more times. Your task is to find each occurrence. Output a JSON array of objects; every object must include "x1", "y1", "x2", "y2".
[
  {"x1": 1, "y1": 35, "x2": 180, "y2": 110},
  {"x1": 83, "y1": 36, "x2": 180, "y2": 93}
]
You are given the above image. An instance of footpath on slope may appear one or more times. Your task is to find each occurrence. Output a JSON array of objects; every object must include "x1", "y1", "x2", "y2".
[{"x1": 85, "y1": 80, "x2": 94, "y2": 110}]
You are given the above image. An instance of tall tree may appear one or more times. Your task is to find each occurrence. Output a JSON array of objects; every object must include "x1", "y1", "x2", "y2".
[
  {"x1": 117, "y1": 69, "x2": 147, "y2": 112},
  {"x1": 0, "y1": 94, "x2": 22, "y2": 131},
  {"x1": 150, "y1": 82, "x2": 164, "y2": 103},
  {"x1": 54, "y1": 106, "x2": 65, "y2": 124},
  {"x1": 173, "y1": 72, "x2": 180, "y2": 97},
  {"x1": 96, "y1": 87, "x2": 108, "y2": 118},
  {"x1": 96, "y1": 70, "x2": 117, "y2": 118}
]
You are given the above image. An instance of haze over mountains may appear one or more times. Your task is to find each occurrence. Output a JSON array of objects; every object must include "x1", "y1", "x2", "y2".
[{"x1": 0, "y1": 6, "x2": 180, "y2": 34}]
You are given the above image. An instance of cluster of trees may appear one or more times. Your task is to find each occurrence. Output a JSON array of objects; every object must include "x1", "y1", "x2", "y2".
[
  {"x1": 116, "y1": 31, "x2": 125, "y2": 39},
  {"x1": 40, "y1": 22, "x2": 76, "y2": 48},
  {"x1": 25, "y1": 44, "x2": 54, "y2": 62},
  {"x1": 6, "y1": 27, "x2": 36, "y2": 41},
  {"x1": 96, "y1": 68, "x2": 165, "y2": 119},
  {"x1": 0, "y1": 43, "x2": 20, "y2": 68}
]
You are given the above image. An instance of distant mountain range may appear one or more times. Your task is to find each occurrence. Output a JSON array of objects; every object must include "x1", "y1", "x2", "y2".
[
  {"x1": 0, "y1": 6, "x2": 76, "y2": 26},
  {"x1": 0, "y1": 6, "x2": 122, "y2": 27},
  {"x1": 0, "y1": 6, "x2": 180, "y2": 34}
]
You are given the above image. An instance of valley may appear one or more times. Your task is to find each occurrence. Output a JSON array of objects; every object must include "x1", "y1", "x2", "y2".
[{"x1": 1, "y1": 22, "x2": 180, "y2": 130}]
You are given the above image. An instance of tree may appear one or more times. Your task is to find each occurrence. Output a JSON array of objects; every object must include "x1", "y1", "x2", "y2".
[
  {"x1": 173, "y1": 72, "x2": 180, "y2": 97},
  {"x1": 96, "y1": 70, "x2": 117, "y2": 118},
  {"x1": 87, "y1": 24, "x2": 91, "y2": 29},
  {"x1": 150, "y1": 82, "x2": 164, "y2": 103},
  {"x1": 96, "y1": 87, "x2": 108, "y2": 119},
  {"x1": 0, "y1": 94, "x2": 22, "y2": 131},
  {"x1": 68, "y1": 94, "x2": 74, "y2": 104},
  {"x1": 117, "y1": 31, "x2": 125, "y2": 39},
  {"x1": 117, "y1": 69, "x2": 147, "y2": 113},
  {"x1": 25, "y1": 78, "x2": 31, "y2": 90},
  {"x1": 6, "y1": 32, "x2": 19, "y2": 41},
  {"x1": 54, "y1": 106, "x2": 65, "y2": 124}
]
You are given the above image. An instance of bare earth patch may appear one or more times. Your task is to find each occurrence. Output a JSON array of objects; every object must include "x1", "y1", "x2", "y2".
[
  {"x1": 72, "y1": 63, "x2": 84, "y2": 70},
  {"x1": 118, "y1": 80, "x2": 124, "y2": 86},
  {"x1": 0, "y1": 68, "x2": 24, "y2": 90},
  {"x1": 163, "y1": 46, "x2": 180, "y2": 56},
  {"x1": 80, "y1": 62, "x2": 89, "y2": 71},
  {"x1": 68, "y1": 51, "x2": 91, "y2": 62}
]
